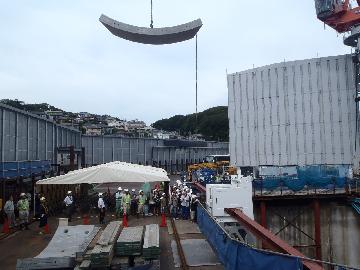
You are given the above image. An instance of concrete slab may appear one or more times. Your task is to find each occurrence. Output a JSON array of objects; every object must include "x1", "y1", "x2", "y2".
[
  {"x1": 99, "y1": 14, "x2": 202, "y2": 45},
  {"x1": 174, "y1": 220, "x2": 201, "y2": 235},
  {"x1": 181, "y1": 239, "x2": 220, "y2": 267},
  {"x1": 36, "y1": 225, "x2": 99, "y2": 258}
]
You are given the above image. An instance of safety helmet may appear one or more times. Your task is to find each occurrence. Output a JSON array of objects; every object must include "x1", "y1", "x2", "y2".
[
  {"x1": 20, "y1": 193, "x2": 26, "y2": 197},
  {"x1": 132, "y1": 189, "x2": 135, "y2": 192},
  {"x1": 40, "y1": 197, "x2": 46, "y2": 201},
  {"x1": 67, "y1": 191, "x2": 72, "y2": 194},
  {"x1": 118, "y1": 187, "x2": 122, "y2": 191},
  {"x1": 98, "y1": 193, "x2": 103, "y2": 197}
]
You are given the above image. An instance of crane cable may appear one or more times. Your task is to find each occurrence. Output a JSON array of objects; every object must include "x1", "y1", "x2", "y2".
[
  {"x1": 150, "y1": 0, "x2": 154, "y2": 28},
  {"x1": 195, "y1": 34, "x2": 198, "y2": 133}
]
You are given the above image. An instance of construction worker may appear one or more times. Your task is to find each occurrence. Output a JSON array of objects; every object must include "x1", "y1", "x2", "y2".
[
  {"x1": 17, "y1": 193, "x2": 30, "y2": 230},
  {"x1": 130, "y1": 189, "x2": 138, "y2": 216},
  {"x1": 160, "y1": 193, "x2": 167, "y2": 214},
  {"x1": 115, "y1": 187, "x2": 123, "y2": 218},
  {"x1": 137, "y1": 190, "x2": 146, "y2": 217},
  {"x1": 153, "y1": 188, "x2": 161, "y2": 216},
  {"x1": 190, "y1": 195, "x2": 199, "y2": 222},
  {"x1": 39, "y1": 197, "x2": 48, "y2": 235},
  {"x1": 64, "y1": 191, "x2": 74, "y2": 222},
  {"x1": 4, "y1": 195, "x2": 16, "y2": 229},
  {"x1": 170, "y1": 191, "x2": 178, "y2": 219},
  {"x1": 180, "y1": 191, "x2": 190, "y2": 220},
  {"x1": 122, "y1": 189, "x2": 131, "y2": 217},
  {"x1": 98, "y1": 193, "x2": 106, "y2": 224}
]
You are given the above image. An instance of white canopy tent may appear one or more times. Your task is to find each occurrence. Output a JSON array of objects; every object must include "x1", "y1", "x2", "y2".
[{"x1": 36, "y1": 161, "x2": 170, "y2": 185}]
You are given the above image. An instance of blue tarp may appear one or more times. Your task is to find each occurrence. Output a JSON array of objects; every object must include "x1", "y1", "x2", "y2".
[
  {"x1": 0, "y1": 160, "x2": 52, "y2": 179},
  {"x1": 254, "y1": 165, "x2": 355, "y2": 192},
  {"x1": 197, "y1": 205, "x2": 303, "y2": 270}
]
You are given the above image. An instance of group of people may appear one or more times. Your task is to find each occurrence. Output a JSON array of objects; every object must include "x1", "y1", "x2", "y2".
[
  {"x1": 94, "y1": 181, "x2": 199, "y2": 225},
  {"x1": 4, "y1": 193, "x2": 30, "y2": 230},
  {"x1": 3, "y1": 193, "x2": 48, "y2": 234},
  {"x1": 3, "y1": 179, "x2": 199, "y2": 233},
  {"x1": 169, "y1": 180, "x2": 199, "y2": 221},
  {"x1": 96, "y1": 186, "x2": 168, "y2": 224}
]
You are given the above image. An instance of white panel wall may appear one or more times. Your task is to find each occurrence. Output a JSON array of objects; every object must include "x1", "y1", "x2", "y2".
[{"x1": 228, "y1": 55, "x2": 359, "y2": 169}]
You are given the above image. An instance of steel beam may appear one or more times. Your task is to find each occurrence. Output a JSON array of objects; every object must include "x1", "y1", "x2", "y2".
[
  {"x1": 99, "y1": 14, "x2": 202, "y2": 45},
  {"x1": 225, "y1": 208, "x2": 323, "y2": 270},
  {"x1": 192, "y1": 181, "x2": 206, "y2": 193},
  {"x1": 313, "y1": 200, "x2": 322, "y2": 261},
  {"x1": 260, "y1": 201, "x2": 267, "y2": 228},
  {"x1": 69, "y1": 145, "x2": 75, "y2": 171}
]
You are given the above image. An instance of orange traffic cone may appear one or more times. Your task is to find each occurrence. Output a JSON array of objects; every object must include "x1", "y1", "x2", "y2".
[
  {"x1": 160, "y1": 213, "x2": 167, "y2": 227},
  {"x1": 2, "y1": 218, "x2": 9, "y2": 234},
  {"x1": 122, "y1": 213, "x2": 128, "y2": 227},
  {"x1": 83, "y1": 215, "x2": 89, "y2": 225},
  {"x1": 44, "y1": 223, "x2": 50, "y2": 234}
]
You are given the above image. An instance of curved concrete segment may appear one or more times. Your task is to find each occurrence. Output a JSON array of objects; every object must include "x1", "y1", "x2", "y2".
[{"x1": 99, "y1": 14, "x2": 202, "y2": 45}]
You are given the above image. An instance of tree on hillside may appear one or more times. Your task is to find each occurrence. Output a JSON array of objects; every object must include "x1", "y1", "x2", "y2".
[{"x1": 152, "y1": 106, "x2": 229, "y2": 141}]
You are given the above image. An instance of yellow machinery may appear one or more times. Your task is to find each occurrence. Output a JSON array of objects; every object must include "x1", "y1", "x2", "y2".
[{"x1": 187, "y1": 155, "x2": 237, "y2": 180}]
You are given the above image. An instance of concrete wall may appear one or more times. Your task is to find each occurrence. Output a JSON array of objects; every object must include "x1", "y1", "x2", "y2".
[
  {"x1": 228, "y1": 54, "x2": 360, "y2": 172},
  {"x1": 0, "y1": 103, "x2": 81, "y2": 164},
  {"x1": 254, "y1": 201, "x2": 360, "y2": 268},
  {"x1": 81, "y1": 135, "x2": 228, "y2": 170}
]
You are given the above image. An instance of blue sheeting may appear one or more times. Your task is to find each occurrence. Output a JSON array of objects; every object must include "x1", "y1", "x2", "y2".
[
  {"x1": 0, "y1": 160, "x2": 52, "y2": 179},
  {"x1": 254, "y1": 165, "x2": 356, "y2": 192},
  {"x1": 197, "y1": 205, "x2": 303, "y2": 270}
]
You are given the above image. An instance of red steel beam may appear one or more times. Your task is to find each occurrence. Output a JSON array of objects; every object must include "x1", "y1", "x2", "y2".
[
  {"x1": 225, "y1": 208, "x2": 324, "y2": 270},
  {"x1": 193, "y1": 181, "x2": 206, "y2": 193}
]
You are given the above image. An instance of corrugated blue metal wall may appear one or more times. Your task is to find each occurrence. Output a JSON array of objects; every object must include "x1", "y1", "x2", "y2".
[
  {"x1": 0, "y1": 103, "x2": 229, "y2": 174},
  {"x1": 0, "y1": 103, "x2": 81, "y2": 164}
]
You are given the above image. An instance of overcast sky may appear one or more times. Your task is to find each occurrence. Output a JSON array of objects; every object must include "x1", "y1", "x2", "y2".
[{"x1": 0, "y1": 1, "x2": 351, "y2": 124}]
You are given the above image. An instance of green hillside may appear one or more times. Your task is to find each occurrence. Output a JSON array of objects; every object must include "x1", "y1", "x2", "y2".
[{"x1": 152, "y1": 106, "x2": 229, "y2": 142}]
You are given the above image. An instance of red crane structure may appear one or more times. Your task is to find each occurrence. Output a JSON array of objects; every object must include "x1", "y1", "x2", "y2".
[{"x1": 315, "y1": 0, "x2": 360, "y2": 33}]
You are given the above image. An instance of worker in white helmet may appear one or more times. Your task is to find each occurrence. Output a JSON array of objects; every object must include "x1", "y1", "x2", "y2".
[
  {"x1": 115, "y1": 187, "x2": 123, "y2": 218},
  {"x1": 38, "y1": 196, "x2": 48, "y2": 234},
  {"x1": 190, "y1": 194, "x2": 199, "y2": 222},
  {"x1": 63, "y1": 191, "x2": 74, "y2": 222},
  {"x1": 98, "y1": 193, "x2": 106, "y2": 224}
]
